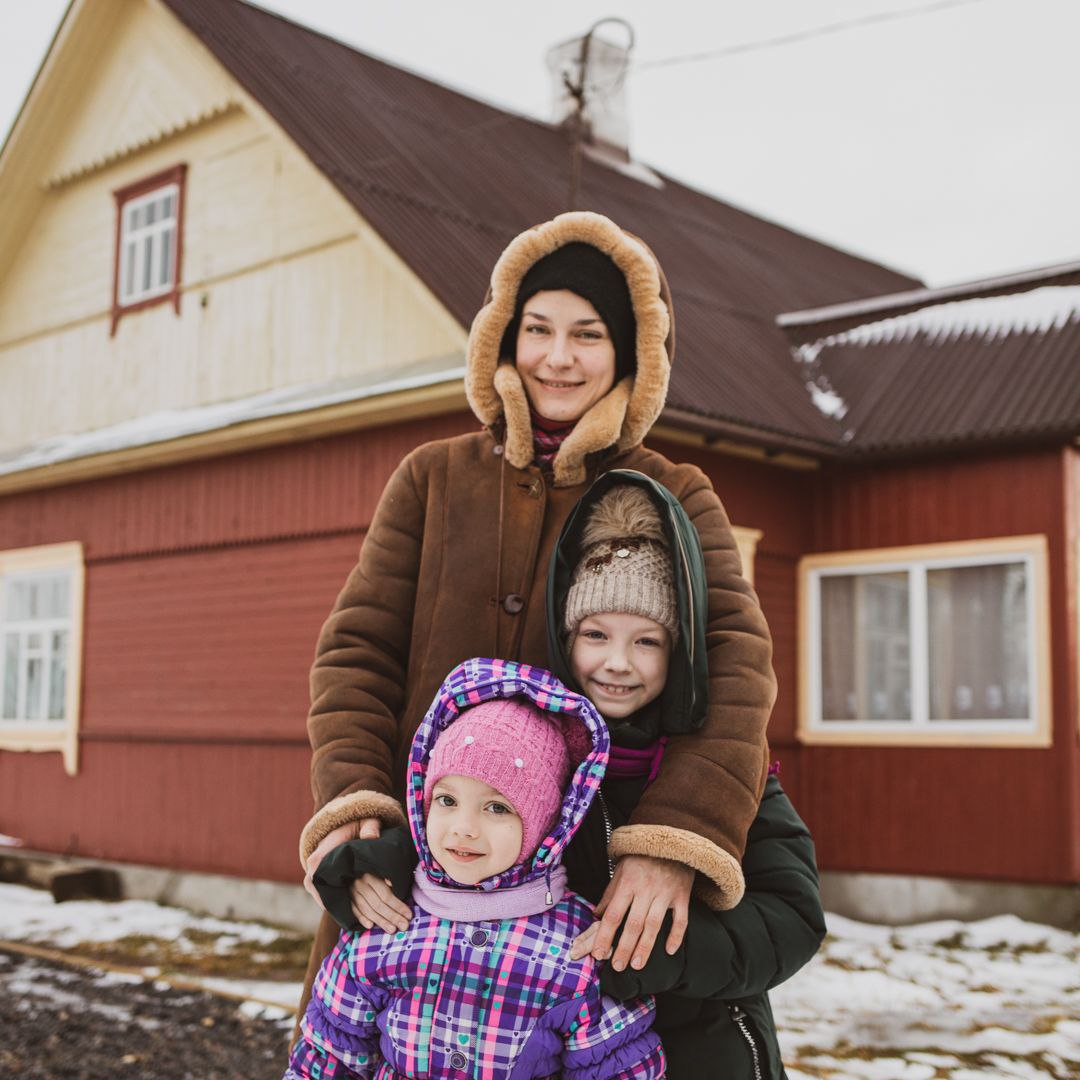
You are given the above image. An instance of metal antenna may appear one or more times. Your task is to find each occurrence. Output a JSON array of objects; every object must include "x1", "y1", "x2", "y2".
[{"x1": 563, "y1": 17, "x2": 634, "y2": 210}]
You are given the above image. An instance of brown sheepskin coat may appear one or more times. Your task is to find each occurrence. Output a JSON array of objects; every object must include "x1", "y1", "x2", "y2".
[{"x1": 296, "y1": 211, "x2": 776, "y2": 1012}]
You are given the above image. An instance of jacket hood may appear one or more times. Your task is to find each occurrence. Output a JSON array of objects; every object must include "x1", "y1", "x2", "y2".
[
  {"x1": 466, "y1": 211, "x2": 675, "y2": 487},
  {"x1": 407, "y1": 657, "x2": 609, "y2": 891},
  {"x1": 546, "y1": 470, "x2": 709, "y2": 739}
]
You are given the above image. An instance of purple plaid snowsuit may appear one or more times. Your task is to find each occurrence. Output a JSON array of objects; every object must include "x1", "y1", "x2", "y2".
[{"x1": 287, "y1": 658, "x2": 665, "y2": 1079}]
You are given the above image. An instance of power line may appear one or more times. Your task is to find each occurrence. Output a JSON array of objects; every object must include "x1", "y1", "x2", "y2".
[{"x1": 634, "y1": 0, "x2": 990, "y2": 72}]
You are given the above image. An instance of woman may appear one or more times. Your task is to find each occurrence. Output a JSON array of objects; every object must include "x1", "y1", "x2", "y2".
[{"x1": 297, "y1": 211, "x2": 776, "y2": 1014}]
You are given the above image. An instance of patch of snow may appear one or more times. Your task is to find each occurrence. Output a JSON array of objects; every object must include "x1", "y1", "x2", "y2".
[
  {"x1": 808, "y1": 381, "x2": 848, "y2": 419},
  {"x1": 200, "y1": 976, "x2": 302, "y2": 1012},
  {"x1": 0, "y1": 833, "x2": 23, "y2": 847},
  {"x1": 0, "y1": 882, "x2": 283, "y2": 949},
  {"x1": 797, "y1": 285, "x2": 1080, "y2": 361}
]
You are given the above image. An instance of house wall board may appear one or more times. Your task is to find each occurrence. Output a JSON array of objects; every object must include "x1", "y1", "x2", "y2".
[{"x1": 800, "y1": 447, "x2": 1075, "y2": 884}]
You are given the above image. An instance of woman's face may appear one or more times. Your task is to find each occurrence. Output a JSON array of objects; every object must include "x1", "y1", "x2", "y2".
[{"x1": 515, "y1": 290, "x2": 617, "y2": 423}]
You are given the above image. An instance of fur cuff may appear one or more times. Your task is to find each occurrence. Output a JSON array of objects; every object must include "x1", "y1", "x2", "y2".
[
  {"x1": 609, "y1": 824, "x2": 746, "y2": 911},
  {"x1": 298, "y1": 790, "x2": 407, "y2": 869}
]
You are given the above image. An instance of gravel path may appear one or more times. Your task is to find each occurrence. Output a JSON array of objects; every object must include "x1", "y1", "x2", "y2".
[{"x1": 0, "y1": 946, "x2": 292, "y2": 1079}]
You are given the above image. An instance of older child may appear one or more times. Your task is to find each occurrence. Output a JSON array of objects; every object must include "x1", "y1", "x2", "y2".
[
  {"x1": 287, "y1": 658, "x2": 665, "y2": 1080},
  {"x1": 552, "y1": 473, "x2": 823, "y2": 1079}
]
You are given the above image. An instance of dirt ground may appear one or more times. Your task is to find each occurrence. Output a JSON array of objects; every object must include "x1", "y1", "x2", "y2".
[{"x1": 0, "y1": 946, "x2": 292, "y2": 1079}]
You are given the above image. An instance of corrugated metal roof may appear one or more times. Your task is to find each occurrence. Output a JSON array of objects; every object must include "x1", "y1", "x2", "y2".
[
  {"x1": 161, "y1": 0, "x2": 918, "y2": 455},
  {"x1": 787, "y1": 275, "x2": 1080, "y2": 455}
]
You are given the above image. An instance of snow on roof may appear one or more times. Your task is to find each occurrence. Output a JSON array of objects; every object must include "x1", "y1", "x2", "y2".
[
  {"x1": 0, "y1": 355, "x2": 465, "y2": 478},
  {"x1": 801, "y1": 286, "x2": 1080, "y2": 358},
  {"x1": 793, "y1": 286, "x2": 1080, "y2": 422}
]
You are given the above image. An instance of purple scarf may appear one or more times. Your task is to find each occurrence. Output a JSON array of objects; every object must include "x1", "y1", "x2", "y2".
[
  {"x1": 608, "y1": 737, "x2": 668, "y2": 784},
  {"x1": 411, "y1": 864, "x2": 569, "y2": 922}
]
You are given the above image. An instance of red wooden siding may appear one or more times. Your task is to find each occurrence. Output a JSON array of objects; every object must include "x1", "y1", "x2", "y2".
[
  {"x1": 0, "y1": 415, "x2": 475, "y2": 879},
  {"x1": 2, "y1": 422, "x2": 1074, "y2": 887},
  {"x1": 798, "y1": 447, "x2": 1079, "y2": 885}
]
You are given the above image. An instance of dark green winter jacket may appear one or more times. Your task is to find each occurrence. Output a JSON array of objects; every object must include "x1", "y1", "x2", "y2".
[
  {"x1": 562, "y1": 773, "x2": 824, "y2": 1079},
  {"x1": 550, "y1": 471, "x2": 825, "y2": 1078}
]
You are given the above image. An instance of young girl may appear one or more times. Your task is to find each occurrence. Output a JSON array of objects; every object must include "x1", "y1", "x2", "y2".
[{"x1": 287, "y1": 658, "x2": 666, "y2": 1079}]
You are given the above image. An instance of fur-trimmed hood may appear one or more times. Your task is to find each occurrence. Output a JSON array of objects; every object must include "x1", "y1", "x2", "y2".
[
  {"x1": 466, "y1": 211, "x2": 675, "y2": 488},
  {"x1": 406, "y1": 658, "x2": 609, "y2": 891}
]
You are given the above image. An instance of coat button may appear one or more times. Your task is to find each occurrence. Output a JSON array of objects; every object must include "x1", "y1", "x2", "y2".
[
  {"x1": 450, "y1": 1051, "x2": 468, "y2": 1070},
  {"x1": 502, "y1": 593, "x2": 524, "y2": 614},
  {"x1": 492, "y1": 443, "x2": 504, "y2": 456},
  {"x1": 470, "y1": 929, "x2": 489, "y2": 946}
]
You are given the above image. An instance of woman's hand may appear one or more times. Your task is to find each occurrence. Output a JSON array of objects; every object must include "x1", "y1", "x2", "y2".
[
  {"x1": 302, "y1": 817, "x2": 381, "y2": 908},
  {"x1": 570, "y1": 855, "x2": 693, "y2": 971},
  {"x1": 349, "y1": 873, "x2": 413, "y2": 932}
]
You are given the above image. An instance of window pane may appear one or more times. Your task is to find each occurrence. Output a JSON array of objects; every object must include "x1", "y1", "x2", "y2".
[
  {"x1": 2, "y1": 634, "x2": 18, "y2": 720},
  {"x1": 160, "y1": 227, "x2": 174, "y2": 288},
  {"x1": 162, "y1": 192, "x2": 175, "y2": 219},
  {"x1": 145, "y1": 199, "x2": 158, "y2": 226},
  {"x1": 142, "y1": 235, "x2": 153, "y2": 292},
  {"x1": 25, "y1": 656, "x2": 43, "y2": 720},
  {"x1": 124, "y1": 240, "x2": 136, "y2": 298},
  {"x1": 928, "y1": 563, "x2": 1029, "y2": 720},
  {"x1": 820, "y1": 572, "x2": 911, "y2": 721},
  {"x1": 4, "y1": 580, "x2": 30, "y2": 621},
  {"x1": 48, "y1": 631, "x2": 67, "y2": 721}
]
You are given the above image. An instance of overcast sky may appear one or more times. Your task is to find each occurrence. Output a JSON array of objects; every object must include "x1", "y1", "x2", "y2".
[{"x1": 3, "y1": 0, "x2": 1078, "y2": 287}]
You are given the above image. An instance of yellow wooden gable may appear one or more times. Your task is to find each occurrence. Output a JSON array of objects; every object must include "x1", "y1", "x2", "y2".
[{"x1": 0, "y1": 0, "x2": 467, "y2": 493}]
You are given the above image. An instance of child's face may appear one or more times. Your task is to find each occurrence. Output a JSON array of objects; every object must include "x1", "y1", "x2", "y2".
[
  {"x1": 426, "y1": 774, "x2": 524, "y2": 884},
  {"x1": 570, "y1": 612, "x2": 672, "y2": 720}
]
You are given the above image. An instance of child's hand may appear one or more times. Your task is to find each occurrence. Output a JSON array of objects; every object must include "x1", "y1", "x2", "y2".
[
  {"x1": 303, "y1": 817, "x2": 381, "y2": 908},
  {"x1": 570, "y1": 855, "x2": 693, "y2": 971},
  {"x1": 350, "y1": 873, "x2": 413, "y2": 933}
]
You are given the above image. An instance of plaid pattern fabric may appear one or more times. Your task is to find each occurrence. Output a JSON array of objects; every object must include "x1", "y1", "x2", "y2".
[
  {"x1": 289, "y1": 896, "x2": 663, "y2": 1079},
  {"x1": 287, "y1": 660, "x2": 663, "y2": 1080}
]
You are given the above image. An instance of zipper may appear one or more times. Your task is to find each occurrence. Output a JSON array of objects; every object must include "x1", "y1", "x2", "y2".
[
  {"x1": 728, "y1": 1005, "x2": 763, "y2": 1080},
  {"x1": 597, "y1": 791, "x2": 615, "y2": 878}
]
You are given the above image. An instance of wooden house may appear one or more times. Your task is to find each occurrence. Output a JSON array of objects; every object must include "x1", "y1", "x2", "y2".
[{"x1": 0, "y1": 0, "x2": 1075, "y2": 926}]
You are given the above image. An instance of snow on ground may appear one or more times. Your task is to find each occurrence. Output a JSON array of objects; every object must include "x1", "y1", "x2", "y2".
[
  {"x1": 774, "y1": 913, "x2": 1080, "y2": 1078},
  {"x1": 2, "y1": 882, "x2": 1077, "y2": 1076}
]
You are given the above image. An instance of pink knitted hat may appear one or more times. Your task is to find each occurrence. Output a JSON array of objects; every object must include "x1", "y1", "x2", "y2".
[{"x1": 423, "y1": 698, "x2": 573, "y2": 862}]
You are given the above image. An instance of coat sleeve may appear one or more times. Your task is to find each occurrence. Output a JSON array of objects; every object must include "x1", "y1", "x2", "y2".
[
  {"x1": 560, "y1": 983, "x2": 666, "y2": 1080},
  {"x1": 287, "y1": 933, "x2": 388, "y2": 1079},
  {"x1": 600, "y1": 781, "x2": 826, "y2": 1002},
  {"x1": 610, "y1": 465, "x2": 776, "y2": 909},
  {"x1": 299, "y1": 448, "x2": 433, "y2": 865}
]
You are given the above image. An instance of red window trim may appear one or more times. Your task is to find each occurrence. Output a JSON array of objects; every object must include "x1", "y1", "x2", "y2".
[{"x1": 110, "y1": 163, "x2": 188, "y2": 336}]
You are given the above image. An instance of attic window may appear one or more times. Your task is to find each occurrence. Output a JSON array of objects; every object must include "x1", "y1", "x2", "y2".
[{"x1": 111, "y1": 164, "x2": 187, "y2": 334}]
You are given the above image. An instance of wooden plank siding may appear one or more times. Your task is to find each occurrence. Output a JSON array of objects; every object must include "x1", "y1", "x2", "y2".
[
  {"x1": 0, "y1": 414, "x2": 471, "y2": 880},
  {"x1": 0, "y1": 420, "x2": 787, "y2": 881},
  {"x1": 797, "y1": 447, "x2": 1078, "y2": 885}
]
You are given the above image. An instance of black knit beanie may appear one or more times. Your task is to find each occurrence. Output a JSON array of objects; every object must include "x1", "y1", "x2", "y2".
[{"x1": 499, "y1": 242, "x2": 637, "y2": 383}]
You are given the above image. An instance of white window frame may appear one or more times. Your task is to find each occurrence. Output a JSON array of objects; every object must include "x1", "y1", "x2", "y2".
[
  {"x1": 798, "y1": 535, "x2": 1051, "y2": 747},
  {"x1": 0, "y1": 543, "x2": 84, "y2": 775},
  {"x1": 117, "y1": 183, "x2": 179, "y2": 307}
]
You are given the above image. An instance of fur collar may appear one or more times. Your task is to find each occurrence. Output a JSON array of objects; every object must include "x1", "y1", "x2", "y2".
[{"x1": 467, "y1": 211, "x2": 674, "y2": 487}]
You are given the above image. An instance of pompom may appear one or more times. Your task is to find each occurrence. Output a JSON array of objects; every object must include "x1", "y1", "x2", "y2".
[{"x1": 582, "y1": 486, "x2": 666, "y2": 547}]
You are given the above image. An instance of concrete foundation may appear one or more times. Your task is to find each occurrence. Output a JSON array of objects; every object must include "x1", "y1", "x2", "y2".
[
  {"x1": 821, "y1": 870, "x2": 1080, "y2": 930},
  {"x1": 3, "y1": 847, "x2": 1077, "y2": 933},
  {"x1": 0, "y1": 847, "x2": 320, "y2": 934}
]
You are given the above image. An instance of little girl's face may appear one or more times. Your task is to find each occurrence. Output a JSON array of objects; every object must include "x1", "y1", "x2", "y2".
[
  {"x1": 427, "y1": 775, "x2": 524, "y2": 884},
  {"x1": 570, "y1": 612, "x2": 672, "y2": 720}
]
